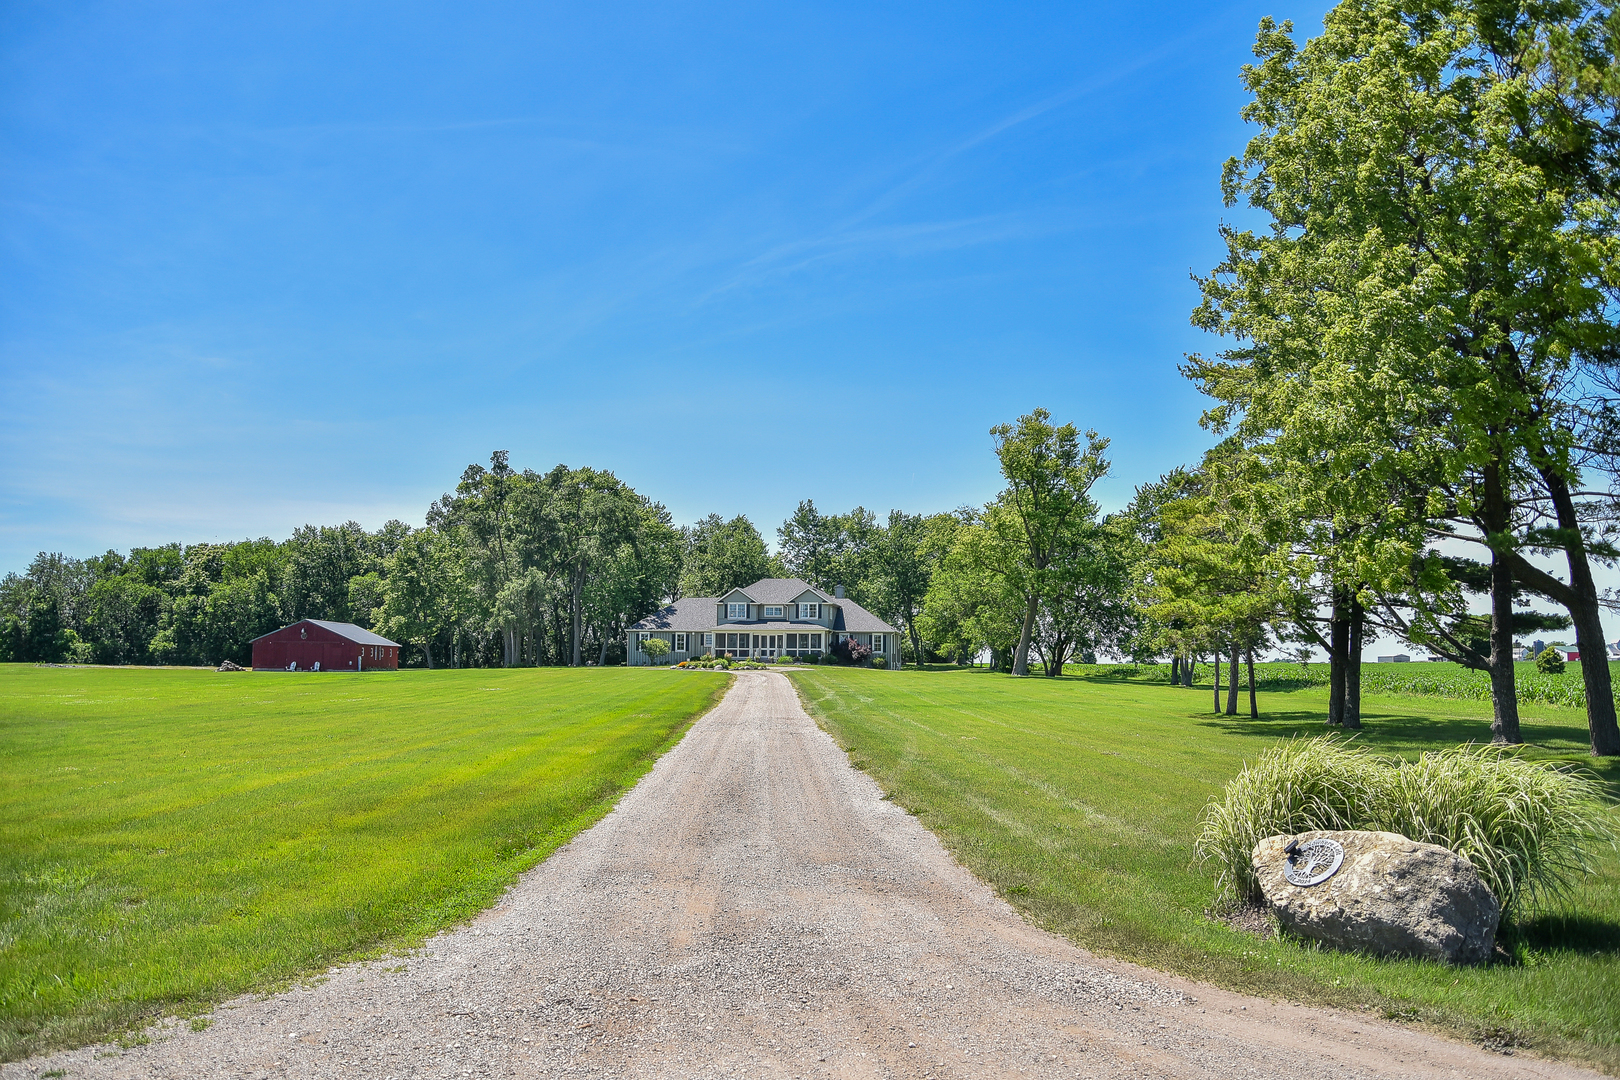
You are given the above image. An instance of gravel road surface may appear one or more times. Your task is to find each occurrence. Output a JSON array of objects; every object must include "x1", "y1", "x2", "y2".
[{"x1": 7, "y1": 671, "x2": 1597, "y2": 1079}]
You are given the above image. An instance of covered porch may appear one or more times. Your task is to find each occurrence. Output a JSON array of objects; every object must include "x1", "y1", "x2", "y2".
[{"x1": 711, "y1": 630, "x2": 825, "y2": 660}]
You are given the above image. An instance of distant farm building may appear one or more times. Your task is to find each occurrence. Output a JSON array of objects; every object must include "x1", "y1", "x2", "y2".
[{"x1": 251, "y1": 619, "x2": 401, "y2": 671}]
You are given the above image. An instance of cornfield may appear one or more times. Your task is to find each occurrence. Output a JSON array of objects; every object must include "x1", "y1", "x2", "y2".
[
  {"x1": 1107, "y1": 659, "x2": 1604, "y2": 711},
  {"x1": 1253, "y1": 661, "x2": 1596, "y2": 710}
]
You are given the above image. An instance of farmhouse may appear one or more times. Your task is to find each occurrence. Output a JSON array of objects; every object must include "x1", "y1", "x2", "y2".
[
  {"x1": 251, "y1": 619, "x2": 402, "y2": 671},
  {"x1": 627, "y1": 578, "x2": 901, "y2": 667}
]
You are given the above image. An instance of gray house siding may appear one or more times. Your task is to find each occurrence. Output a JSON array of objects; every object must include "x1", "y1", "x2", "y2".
[{"x1": 629, "y1": 629, "x2": 706, "y2": 666}]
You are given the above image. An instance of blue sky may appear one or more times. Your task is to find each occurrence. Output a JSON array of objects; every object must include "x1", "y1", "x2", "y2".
[{"x1": 0, "y1": 0, "x2": 1333, "y2": 574}]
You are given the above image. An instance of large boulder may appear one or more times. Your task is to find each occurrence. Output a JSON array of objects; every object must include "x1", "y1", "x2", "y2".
[{"x1": 1252, "y1": 830, "x2": 1499, "y2": 964}]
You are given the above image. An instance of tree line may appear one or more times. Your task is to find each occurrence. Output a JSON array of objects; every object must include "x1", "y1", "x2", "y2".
[{"x1": 0, "y1": 400, "x2": 1167, "y2": 688}]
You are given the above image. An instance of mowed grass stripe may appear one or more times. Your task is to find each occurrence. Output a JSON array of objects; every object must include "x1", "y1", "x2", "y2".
[
  {"x1": 0, "y1": 665, "x2": 729, "y2": 1060},
  {"x1": 789, "y1": 666, "x2": 1620, "y2": 1070}
]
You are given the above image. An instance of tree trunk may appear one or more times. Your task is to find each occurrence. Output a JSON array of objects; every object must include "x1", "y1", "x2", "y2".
[
  {"x1": 1213, "y1": 647, "x2": 1222, "y2": 713},
  {"x1": 1541, "y1": 470, "x2": 1620, "y2": 755},
  {"x1": 1346, "y1": 596, "x2": 1363, "y2": 730},
  {"x1": 1046, "y1": 635, "x2": 1069, "y2": 677},
  {"x1": 1170, "y1": 656, "x2": 1181, "y2": 686},
  {"x1": 597, "y1": 629, "x2": 610, "y2": 667},
  {"x1": 1328, "y1": 589, "x2": 1348, "y2": 727},
  {"x1": 1226, "y1": 644, "x2": 1240, "y2": 715},
  {"x1": 1484, "y1": 547, "x2": 1523, "y2": 744},
  {"x1": 1569, "y1": 598, "x2": 1620, "y2": 754},
  {"x1": 1482, "y1": 459, "x2": 1524, "y2": 745},
  {"x1": 573, "y1": 566, "x2": 592, "y2": 667},
  {"x1": 423, "y1": 642, "x2": 435, "y2": 669},
  {"x1": 1186, "y1": 656, "x2": 1197, "y2": 687},
  {"x1": 910, "y1": 622, "x2": 924, "y2": 670},
  {"x1": 1246, "y1": 648, "x2": 1258, "y2": 718},
  {"x1": 1012, "y1": 593, "x2": 1039, "y2": 676}
]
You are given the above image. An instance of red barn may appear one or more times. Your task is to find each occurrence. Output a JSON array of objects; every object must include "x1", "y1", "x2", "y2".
[{"x1": 251, "y1": 620, "x2": 402, "y2": 671}]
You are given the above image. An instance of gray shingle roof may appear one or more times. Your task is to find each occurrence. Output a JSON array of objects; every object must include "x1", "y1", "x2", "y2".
[
  {"x1": 628, "y1": 580, "x2": 899, "y2": 635},
  {"x1": 628, "y1": 597, "x2": 720, "y2": 632},
  {"x1": 828, "y1": 598, "x2": 897, "y2": 633},
  {"x1": 307, "y1": 619, "x2": 401, "y2": 646},
  {"x1": 252, "y1": 619, "x2": 399, "y2": 647},
  {"x1": 736, "y1": 578, "x2": 836, "y2": 605}
]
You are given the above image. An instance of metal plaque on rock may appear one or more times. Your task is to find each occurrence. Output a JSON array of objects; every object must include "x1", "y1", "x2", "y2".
[{"x1": 1283, "y1": 837, "x2": 1345, "y2": 887}]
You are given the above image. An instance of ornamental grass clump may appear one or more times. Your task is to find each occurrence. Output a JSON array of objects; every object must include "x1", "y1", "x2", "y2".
[
  {"x1": 1197, "y1": 737, "x2": 1614, "y2": 915},
  {"x1": 1382, "y1": 745, "x2": 1611, "y2": 914},
  {"x1": 1195, "y1": 736, "x2": 1384, "y2": 903}
]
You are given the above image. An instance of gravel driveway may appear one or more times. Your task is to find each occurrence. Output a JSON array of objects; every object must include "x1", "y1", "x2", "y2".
[{"x1": 8, "y1": 671, "x2": 1597, "y2": 1079}]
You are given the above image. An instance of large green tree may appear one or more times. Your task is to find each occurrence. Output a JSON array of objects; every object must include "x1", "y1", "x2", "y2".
[
  {"x1": 777, "y1": 501, "x2": 844, "y2": 589},
  {"x1": 377, "y1": 530, "x2": 465, "y2": 668},
  {"x1": 918, "y1": 508, "x2": 1027, "y2": 669},
  {"x1": 1189, "y1": 0, "x2": 1620, "y2": 753},
  {"x1": 581, "y1": 495, "x2": 683, "y2": 666},
  {"x1": 434, "y1": 453, "x2": 657, "y2": 667},
  {"x1": 1041, "y1": 510, "x2": 1140, "y2": 675},
  {"x1": 866, "y1": 510, "x2": 961, "y2": 666},
  {"x1": 776, "y1": 501, "x2": 880, "y2": 600},
  {"x1": 539, "y1": 465, "x2": 644, "y2": 667},
  {"x1": 680, "y1": 515, "x2": 782, "y2": 598},
  {"x1": 990, "y1": 409, "x2": 1111, "y2": 676},
  {"x1": 1140, "y1": 452, "x2": 1286, "y2": 718}
]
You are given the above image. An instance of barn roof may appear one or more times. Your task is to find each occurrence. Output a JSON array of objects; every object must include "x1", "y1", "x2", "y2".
[{"x1": 251, "y1": 619, "x2": 400, "y2": 646}]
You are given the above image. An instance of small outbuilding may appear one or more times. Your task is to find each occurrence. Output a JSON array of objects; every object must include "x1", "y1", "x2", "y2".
[{"x1": 251, "y1": 619, "x2": 401, "y2": 672}]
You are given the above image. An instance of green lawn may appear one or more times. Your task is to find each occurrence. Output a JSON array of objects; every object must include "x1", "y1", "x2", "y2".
[
  {"x1": 788, "y1": 665, "x2": 1620, "y2": 1069},
  {"x1": 0, "y1": 664, "x2": 728, "y2": 1060}
]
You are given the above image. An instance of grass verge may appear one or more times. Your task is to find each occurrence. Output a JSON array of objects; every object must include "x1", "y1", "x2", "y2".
[
  {"x1": 0, "y1": 664, "x2": 729, "y2": 1060},
  {"x1": 788, "y1": 665, "x2": 1620, "y2": 1071}
]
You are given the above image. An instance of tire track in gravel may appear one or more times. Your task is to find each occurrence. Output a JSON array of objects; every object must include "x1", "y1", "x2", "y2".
[{"x1": 6, "y1": 671, "x2": 1598, "y2": 1079}]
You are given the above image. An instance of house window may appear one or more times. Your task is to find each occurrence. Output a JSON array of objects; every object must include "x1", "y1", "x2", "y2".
[
  {"x1": 872, "y1": 634, "x2": 884, "y2": 653},
  {"x1": 674, "y1": 633, "x2": 687, "y2": 652},
  {"x1": 727, "y1": 603, "x2": 748, "y2": 619},
  {"x1": 810, "y1": 633, "x2": 822, "y2": 650},
  {"x1": 703, "y1": 633, "x2": 713, "y2": 648},
  {"x1": 764, "y1": 605, "x2": 782, "y2": 618},
  {"x1": 799, "y1": 603, "x2": 818, "y2": 619}
]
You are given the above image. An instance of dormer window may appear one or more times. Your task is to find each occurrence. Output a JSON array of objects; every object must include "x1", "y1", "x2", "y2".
[
  {"x1": 799, "y1": 603, "x2": 819, "y2": 619},
  {"x1": 764, "y1": 605, "x2": 782, "y2": 618},
  {"x1": 727, "y1": 603, "x2": 748, "y2": 619}
]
